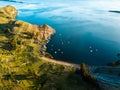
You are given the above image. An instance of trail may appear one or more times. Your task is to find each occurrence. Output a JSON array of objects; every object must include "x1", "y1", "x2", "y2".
[
  {"x1": 41, "y1": 57, "x2": 80, "y2": 69},
  {"x1": 42, "y1": 57, "x2": 120, "y2": 90}
]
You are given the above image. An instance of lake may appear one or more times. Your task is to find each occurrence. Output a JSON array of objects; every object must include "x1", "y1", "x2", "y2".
[{"x1": 1, "y1": 0, "x2": 120, "y2": 65}]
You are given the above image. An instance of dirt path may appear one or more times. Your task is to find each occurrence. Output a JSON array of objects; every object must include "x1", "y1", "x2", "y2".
[
  {"x1": 42, "y1": 57, "x2": 120, "y2": 90},
  {"x1": 41, "y1": 57, "x2": 80, "y2": 69}
]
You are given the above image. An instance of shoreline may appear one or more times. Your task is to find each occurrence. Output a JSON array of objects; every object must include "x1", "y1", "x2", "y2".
[
  {"x1": 44, "y1": 56, "x2": 120, "y2": 89},
  {"x1": 41, "y1": 57, "x2": 80, "y2": 69}
]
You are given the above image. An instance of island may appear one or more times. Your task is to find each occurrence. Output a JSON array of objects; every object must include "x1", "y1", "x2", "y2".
[{"x1": 109, "y1": 10, "x2": 120, "y2": 14}]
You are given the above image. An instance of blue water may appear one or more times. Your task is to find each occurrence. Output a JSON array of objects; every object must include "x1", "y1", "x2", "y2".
[{"x1": 1, "y1": 0, "x2": 120, "y2": 65}]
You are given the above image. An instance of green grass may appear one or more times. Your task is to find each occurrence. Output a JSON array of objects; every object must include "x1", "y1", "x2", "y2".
[{"x1": 0, "y1": 5, "x2": 100, "y2": 90}]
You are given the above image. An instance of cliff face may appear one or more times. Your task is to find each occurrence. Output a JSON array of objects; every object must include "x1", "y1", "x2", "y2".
[{"x1": 13, "y1": 20, "x2": 55, "y2": 42}]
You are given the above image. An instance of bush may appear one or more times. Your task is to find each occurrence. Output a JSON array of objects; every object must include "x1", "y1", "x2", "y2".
[{"x1": 80, "y1": 63, "x2": 99, "y2": 87}]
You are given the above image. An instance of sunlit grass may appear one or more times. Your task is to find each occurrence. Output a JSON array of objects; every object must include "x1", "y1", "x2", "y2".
[{"x1": 0, "y1": 5, "x2": 100, "y2": 90}]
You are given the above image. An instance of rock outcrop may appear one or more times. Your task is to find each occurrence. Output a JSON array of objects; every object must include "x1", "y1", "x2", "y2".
[{"x1": 13, "y1": 20, "x2": 55, "y2": 42}]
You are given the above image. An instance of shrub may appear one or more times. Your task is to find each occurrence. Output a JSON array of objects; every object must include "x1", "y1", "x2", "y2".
[{"x1": 80, "y1": 63, "x2": 99, "y2": 87}]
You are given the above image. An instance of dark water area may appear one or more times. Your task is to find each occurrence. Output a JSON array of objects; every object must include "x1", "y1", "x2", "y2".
[{"x1": 1, "y1": 0, "x2": 120, "y2": 65}]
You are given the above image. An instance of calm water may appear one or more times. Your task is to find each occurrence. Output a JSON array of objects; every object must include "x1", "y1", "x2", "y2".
[{"x1": 1, "y1": 0, "x2": 120, "y2": 65}]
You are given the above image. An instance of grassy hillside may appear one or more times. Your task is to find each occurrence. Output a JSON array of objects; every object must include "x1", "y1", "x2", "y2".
[{"x1": 0, "y1": 5, "x2": 99, "y2": 90}]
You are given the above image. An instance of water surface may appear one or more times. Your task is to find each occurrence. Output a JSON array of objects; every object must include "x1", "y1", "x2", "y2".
[{"x1": 1, "y1": 0, "x2": 120, "y2": 65}]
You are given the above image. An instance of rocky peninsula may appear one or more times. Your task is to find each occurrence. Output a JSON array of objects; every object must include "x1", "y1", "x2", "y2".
[{"x1": 0, "y1": 6, "x2": 100, "y2": 90}]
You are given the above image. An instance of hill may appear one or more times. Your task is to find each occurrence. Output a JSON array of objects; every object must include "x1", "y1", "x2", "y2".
[{"x1": 0, "y1": 5, "x2": 98, "y2": 90}]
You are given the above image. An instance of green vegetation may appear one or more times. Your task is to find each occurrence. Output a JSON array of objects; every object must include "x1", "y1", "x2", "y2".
[
  {"x1": 80, "y1": 63, "x2": 99, "y2": 88},
  {"x1": 0, "y1": 5, "x2": 99, "y2": 90},
  {"x1": 0, "y1": 5, "x2": 17, "y2": 24}
]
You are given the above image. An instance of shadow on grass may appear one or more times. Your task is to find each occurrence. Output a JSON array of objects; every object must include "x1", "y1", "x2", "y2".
[{"x1": 2, "y1": 74, "x2": 32, "y2": 80}]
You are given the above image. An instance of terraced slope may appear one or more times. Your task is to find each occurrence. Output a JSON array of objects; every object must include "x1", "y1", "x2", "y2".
[{"x1": 0, "y1": 5, "x2": 99, "y2": 90}]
